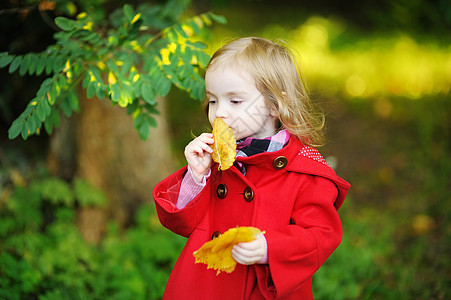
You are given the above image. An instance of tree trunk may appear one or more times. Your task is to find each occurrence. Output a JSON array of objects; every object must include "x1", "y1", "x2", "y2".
[{"x1": 47, "y1": 90, "x2": 174, "y2": 243}]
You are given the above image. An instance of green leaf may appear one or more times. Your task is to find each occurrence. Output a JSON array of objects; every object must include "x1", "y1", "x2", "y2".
[
  {"x1": 61, "y1": 96, "x2": 73, "y2": 117},
  {"x1": 21, "y1": 121, "x2": 29, "y2": 140},
  {"x1": 209, "y1": 13, "x2": 227, "y2": 25},
  {"x1": 55, "y1": 16, "x2": 76, "y2": 31},
  {"x1": 197, "y1": 51, "x2": 211, "y2": 67},
  {"x1": 67, "y1": 91, "x2": 80, "y2": 112},
  {"x1": 141, "y1": 84, "x2": 155, "y2": 105},
  {"x1": 134, "y1": 112, "x2": 157, "y2": 140},
  {"x1": 27, "y1": 53, "x2": 38, "y2": 75},
  {"x1": 35, "y1": 105, "x2": 45, "y2": 122},
  {"x1": 186, "y1": 40, "x2": 207, "y2": 50},
  {"x1": 120, "y1": 58, "x2": 133, "y2": 77},
  {"x1": 35, "y1": 56, "x2": 46, "y2": 76},
  {"x1": 44, "y1": 110, "x2": 60, "y2": 135},
  {"x1": 119, "y1": 84, "x2": 132, "y2": 107},
  {"x1": 134, "y1": 112, "x2": 144, "y2": 127},
  {"x1": 87, "y1": 81, "x2": 96, "y2": 99},
  {"x1": 52, "y1": 57, "x2": 64, "y2": 73},
  {"x1": 187, "y1": 19, "x2": 202, "y2": 35},
  {"x1": 51, "y1": 77, "x2": 62, "y2": 97},
  {"x1": 138, "y1": 125, "x2": 149, "y2": 140},
  {"x1": 110, "y1": 83, "x2": 121, "y2": 102},
  {"x1": 126, "y1": 100, "x2": 139, "y2": 115},
  {"x1": 8, "y1": 117, "x2": 24, "y2": 139},
  {"x1": 82, "y1": 72, "x2": 91, "y2": 88},
  {"x1": 174, "y1": 24, "x2": 189, "y2": 39},
  {"x1": 106, "y1": 60, "x2": 121, "y2": 76},
  {"x1": 89, "y1": 66, "x2": 104, "y2": 83},
  {"x1": 8, "y1": 56, "x2": 22, "y2": 73},
  {"x1": 136, "y1": 117, "x2": 150, "y2": 140},
  {"x1": 146, "y1": 114, "x2": 157, "y2": 127},
  {"x1": 27, "y1": 113, "x2": 39, "y2": 133},
  {"x1": 158, "y1": 77, "x2": 171, "y2": 97},
  {"x1": 95, "y1": 84, "x2": 106, "y2": 99},
  {"x1": 0, "y1": 54, "x2": 13, "y2": 68},
  {"x1": 123, "y1": 4, "x2": 135, "y2": 22},
  {"x1": 41, "y1": 97, "x2": 51, "y2": 116},
  {"x1": 152, "y1": 67, "x2": 171, "y2": 97},
  {"x1": 26, "y1": 116, "x2": 35, "y2": 135},
  {"x1": 36, "y1": 101, "x2": 47, "y2": 122},
  {"x1": 45, "y1": 57, "x2": 54, "y2": 75},
  {"x1": 44, "y1": 116, "x2": 53, "y2": 135},
  {"x1": 47, "y1": 89, "x2": 56, "y2": 105},
  {"x1": 189, "y1": 80, "x2": 205, "y2": 100},
  {"x1": 144, "y1": 104, "x2": 160, "y2": 115}
]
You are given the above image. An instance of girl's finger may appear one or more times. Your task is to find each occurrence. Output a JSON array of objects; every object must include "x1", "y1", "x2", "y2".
[
  {"x1": 188, "y1": 142, "x2": 212, "y2": 155},
  {"x1": 197, "y1": 133, "x2": 215, "y2": 145},
  {"x1": 191, "y1": 145, "x2": 206, "y2": 156},
  {"x1": 235, "y1": 240, "x2": 259, "y2": 251},
  {"x1": 233, "y1": 245, "x2": 257, "y2": 257},
  {"x1": 200, "y1": 143, "x2": 213, "y2": 153},
  {"x1": 231, "y1": 248, "x2": 258, "y2": 265}
]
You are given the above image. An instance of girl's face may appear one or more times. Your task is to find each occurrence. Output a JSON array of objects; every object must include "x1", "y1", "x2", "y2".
[{"x1": 206, "y1": 65, "x2": 277, "y2": 140}]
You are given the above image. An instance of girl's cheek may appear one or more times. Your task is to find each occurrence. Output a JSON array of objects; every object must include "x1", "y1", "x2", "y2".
[{"x1": 207, "y1": 112, "x2": 215, "y2": 126}]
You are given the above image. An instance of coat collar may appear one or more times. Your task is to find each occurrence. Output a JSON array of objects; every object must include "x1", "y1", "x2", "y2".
[{"x1": 233, "y1": 135, "x2": 350, "y2": 209}]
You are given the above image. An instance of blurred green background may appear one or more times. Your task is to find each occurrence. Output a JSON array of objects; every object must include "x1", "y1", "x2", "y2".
[{"x1": 1, "y1": 0, "x2": 450, "y2": 299}]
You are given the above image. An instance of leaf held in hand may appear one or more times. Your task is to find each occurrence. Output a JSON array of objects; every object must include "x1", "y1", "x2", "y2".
[
  {"x1": 211, "y1": 118, "x2": 236, "y2": 170},
  {"x1": 193, "y1": 226, "x2": 263, "y2": 275}
]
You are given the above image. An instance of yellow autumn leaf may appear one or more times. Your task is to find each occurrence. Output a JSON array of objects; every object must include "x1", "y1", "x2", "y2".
[
  {"x1": 97, "y1": 61, "x2": 106, "y2": 70},
  {"x1": 211, "y1": 118, "x2": 236, "y2": 170},
  {"x1": 193, "y1": 226, "x2": 263, "y2": 275},
  {"x1": 131, "y1": 13, "x2": 141, "y2": 24},
  {"x1": 83, "y1": 22, "x2": 93, "y2": 31},
  {"x1": 108, "y1": 71, "x2": 117, "y2": 85},
  {"x1": 160, "y1": 48, "x2": 170, "y2": 65},
  {"x1": 181, "y1": 24, "x2": 194, "y2": 37}
]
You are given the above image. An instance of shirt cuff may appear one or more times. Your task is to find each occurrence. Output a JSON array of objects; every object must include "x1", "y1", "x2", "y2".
[{"x1": 175, "y1": 166, "x2": 211, "y2": 209}]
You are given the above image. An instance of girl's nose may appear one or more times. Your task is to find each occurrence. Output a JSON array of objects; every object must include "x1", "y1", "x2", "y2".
[{"x1": 215, "y1": 102, "x2": 228, "y2": 118}]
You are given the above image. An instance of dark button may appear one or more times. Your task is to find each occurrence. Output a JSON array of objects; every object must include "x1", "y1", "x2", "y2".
[
  {"x1": 243, "y1": 186, "x2": 254, "y2": 202},
  {"x1": 216, "y1": 184, "x2": 227, "y2": 199},
  {"x1": 273, "y1": 156, "x2": 288, "y2": 170},
  {"x1": 211, "y1": 231, "x2": 221, "y2": 240}
]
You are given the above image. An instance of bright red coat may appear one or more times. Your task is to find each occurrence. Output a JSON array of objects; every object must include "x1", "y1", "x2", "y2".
[{"x1": 153, "y1": 136, "x2": 350, "y2": 299}]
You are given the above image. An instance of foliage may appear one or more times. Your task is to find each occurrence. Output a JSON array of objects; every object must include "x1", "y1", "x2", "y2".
[
  {"x1": 1, "y1": 1, "x2": 226, "y2": 141},
  {"x1": 311, "y1": 96, "x2": 451, "y2": 300},
  {"x1": 209, "y1": 15, "x2": 450, "y2": 101},
  {"x1": 0, "y1": 173, "x2": 185, "y2": 299},
  {"x1": 287, "y1": 17, "x2": 451, "y2": 100}
]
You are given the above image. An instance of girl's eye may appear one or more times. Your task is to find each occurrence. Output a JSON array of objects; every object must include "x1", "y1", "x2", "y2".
[
  {"x1": 208, "y1": 99, "x2": 217, "y2": 104},
  {"x1": 230, "y1": 99, "x2": 243, "y2": 104}
]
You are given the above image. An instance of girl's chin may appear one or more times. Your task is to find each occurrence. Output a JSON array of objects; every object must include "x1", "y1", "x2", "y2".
[{"x1": 233, "y1": 131, "x2": 245, "y2": 141}]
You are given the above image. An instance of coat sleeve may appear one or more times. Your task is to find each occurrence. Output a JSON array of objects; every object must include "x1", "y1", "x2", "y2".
[
  {"x1": 152, "y1": 166, "x2": 211, "y2": 238},
  {"x1": 255, "y1": 175, "x2": 342, "y2": 299}
]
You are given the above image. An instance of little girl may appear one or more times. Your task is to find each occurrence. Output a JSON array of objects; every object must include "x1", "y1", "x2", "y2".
[{"x1": 153, "y1": 37, "x2": 350, "y2": 299}]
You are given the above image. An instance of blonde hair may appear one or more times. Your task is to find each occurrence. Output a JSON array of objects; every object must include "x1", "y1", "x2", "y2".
[{"x1": 206, "y1": 37, "x2": 325, "y2": 147}]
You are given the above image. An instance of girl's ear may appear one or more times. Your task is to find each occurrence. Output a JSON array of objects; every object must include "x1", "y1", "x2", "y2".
[
  {"x1": 270, "y1": 108, "x2": 278, "y2": 118},
  {"x1": 270, "y1": 91, "x2": 287, "y2": 117}
]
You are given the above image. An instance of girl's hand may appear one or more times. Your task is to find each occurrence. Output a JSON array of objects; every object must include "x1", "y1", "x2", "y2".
[
  {"x1": 184, "y1": 133, "x2": 214, "y2": 183},
  {"x1": 232, "y1": 234, "x2": 267, "y2": 265}
]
